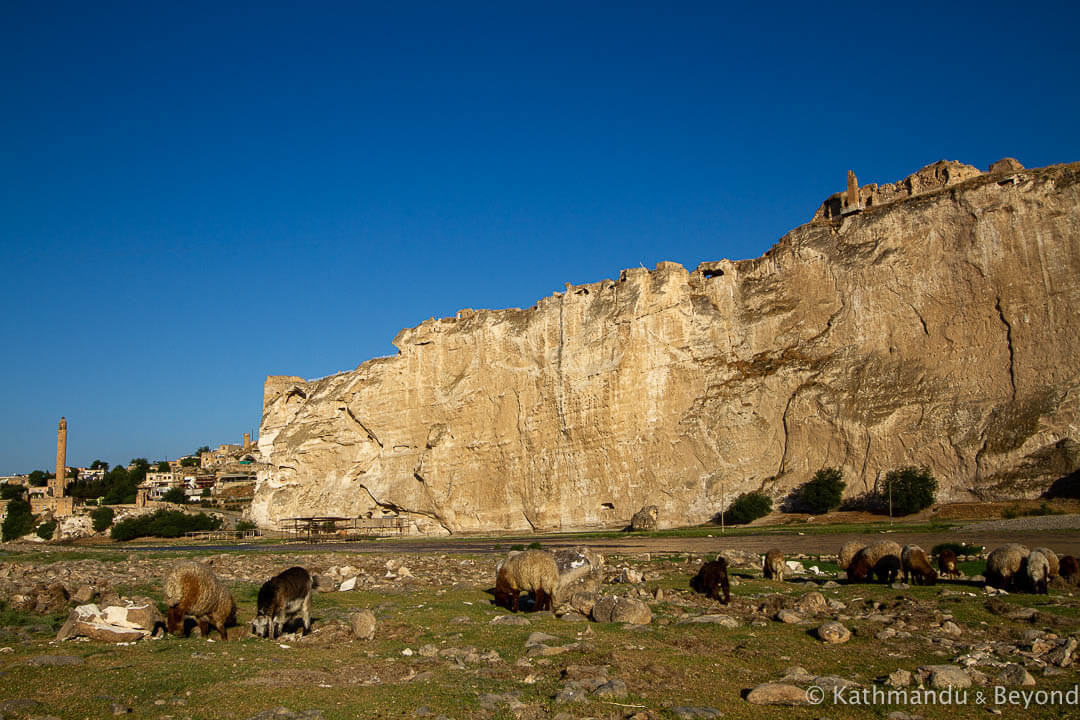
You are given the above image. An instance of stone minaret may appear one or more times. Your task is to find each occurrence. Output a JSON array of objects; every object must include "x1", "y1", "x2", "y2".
[
  {"x1": 845, "y1": 170, "x2": 859, "y2": 209},
  {"x1": 52, "y1": 417, "x2": 68, "y2": 498}
]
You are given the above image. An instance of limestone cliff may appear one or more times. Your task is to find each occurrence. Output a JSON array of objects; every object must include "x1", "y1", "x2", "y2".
[{"x1": 253, "y1": 160, "x2": 1080, "y2": 534}]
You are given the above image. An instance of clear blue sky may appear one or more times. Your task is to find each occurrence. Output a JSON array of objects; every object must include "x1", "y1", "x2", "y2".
[{"x1": 2, "y1": 1, "x2": 1078, "y2": 474}]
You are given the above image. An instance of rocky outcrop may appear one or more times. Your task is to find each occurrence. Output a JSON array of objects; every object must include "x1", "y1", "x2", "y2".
[{"x1": 254, "y1": 160, "x2": 1080, "y2": 533}]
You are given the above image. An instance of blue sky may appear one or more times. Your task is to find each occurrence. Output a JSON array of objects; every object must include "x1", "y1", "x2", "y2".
[{"x1": 2, "y1": 1, "x2": 1078, "y2": 473}]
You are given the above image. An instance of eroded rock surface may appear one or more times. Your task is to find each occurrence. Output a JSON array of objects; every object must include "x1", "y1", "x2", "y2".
[{"x1": 254, "y1": 161, "x2": 1080, "y2": 533}]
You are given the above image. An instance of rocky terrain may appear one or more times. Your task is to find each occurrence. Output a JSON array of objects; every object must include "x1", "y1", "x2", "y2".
[
  {"x1": 252, "y1": 159, "x2": 1080, "y2": 534},
  {"x1": 1, "y1": 540, "x2": 1079, "y2": 719}
]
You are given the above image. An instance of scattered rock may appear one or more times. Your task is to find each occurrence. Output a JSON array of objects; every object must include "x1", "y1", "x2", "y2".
[
  {"x1": 26, "y1": 655, "x2": 85, "y2": 666},
  {"x1": 630, "y1": 505, "x2": 659, "y2": 531},
  {"x1": 338, "y1": 577, "x2": 357, "y2": 592},
  {"x1": 490, "y1": 615, "x2": 530, "y2": 626},
  {"x1": 918, "y1": 665, "x2": 972, "y2": 689},
  {"x1": 591, "y1": 596, "x2": 651, "y2": 624},
  {"x1": 244, "y1": 708, "x2": 324, "y2": 720},
  {"x1": 745, "y1": 682, "x2": 809, "y2": 705},
  {"x1": 349, "y1": 610, "x2": 376, "y2": 640},
  {"x1": 678, "y1": 614, "x2": 738, "y2": 627},
  {"x1": 672, "y1": 707, "x2": 723, "y2": 719},
  {"x1": 887, "y1": 669, "x2": 912, "y2": 687},
  {"x1": 815, "y1": 622, "x2": 851, "y2": 644},
  {"x1": 995, "y1": 664, "x2": 1036, "y2": 687},
  {"x1": 775, "y1": 609, "x2": 802, "y2": 624},
  {"x1": 794, "y1": 591, "x2": 826, "y2": 614}
]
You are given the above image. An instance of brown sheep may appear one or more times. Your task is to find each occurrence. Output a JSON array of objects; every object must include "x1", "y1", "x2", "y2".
[
  {"x1": 847, "y1": 541, "x2": 902, "y2": 584},
  {"x1": 1059, "y1": 555, "x2": 1080, "y2": 585},
  {"x1": 937, "y1": 549, "x2": 960, "y2": 579},
  {"x1": 984, "y1": 544, "x2": 1030, "y2": 591},
  {"x1": 763, "y1": 549, "x2": 785, "y2": 581},
  {"x1": 164, "y1": 562, "x2": 236, "y2": 640},
  {"x1": 494, "y1": 550, "x2": 559, "y2": 612},
  {"x1": 690, "y1": 558, "x2": 730, "y2": 604},
  {"x1": 901, "y1": 545, "x2": 937, "y2": 585}
]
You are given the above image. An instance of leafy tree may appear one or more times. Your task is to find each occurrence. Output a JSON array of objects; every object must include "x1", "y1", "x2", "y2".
[
  {"x1": 27, "y1": 470, "x2": 51, "y2": 487},
  {"x1": 720, "y1": 491, "x2": 773, "y2": 525},
  {"x1": 66, "y1": 467, "x2": 78, "y2": 480},
  {"x1": 1, "y1": 499, "x2": 36, "y2": 541},
  {"x1": 90, "y1": 460, "x2": 109, "y2": 470},
  {"x1": 155, "y1": 461, "x2": 170, "y2": 473},
  {"x1": 110, "y1": 509, "x2": 222, "y2": 541},
  {"x1": 35, "y1": 519, "x2": 56, "y2": 541},
  {"x1": 91, "y1": 506, "x2": 115, "y2": 532},
  {"x1": 235, "y1": 520, "x2": 257, "y2": 532},
  {"x1": 881, "y1": 466, "x2": 937, "y2": 516},
  {"x1": 800, "y1": 467, "x2": 845, "y2": 514},
  {"x1": 0, "y1": 484, "x2": 25, "y2": 501},
  {"x1": 101, "y1": 466, "x2": 137, "y2": 505},
  {"x1": 195, "y1": 446, "x2": 211, "y2": 456},
  {"x1": 162, "y1": 487, "x2": 187, "y2": 504},
  {"x1": 179, "y1": 456, "x2": 198, "y2": 467}
]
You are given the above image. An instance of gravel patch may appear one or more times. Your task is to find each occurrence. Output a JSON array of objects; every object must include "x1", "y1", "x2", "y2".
[{"x1": 953, "y1": 514, "x2": 1080, "y2": 533}]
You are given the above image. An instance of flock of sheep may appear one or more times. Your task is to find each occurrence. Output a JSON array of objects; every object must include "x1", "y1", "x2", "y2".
[{"x1": 160, "y1": 541, "x2": 1080, "y2": 641}]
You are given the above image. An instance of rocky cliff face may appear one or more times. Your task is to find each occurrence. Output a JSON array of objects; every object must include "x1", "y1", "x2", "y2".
[{"x1": 253, "y1": 160, "x2": 1080, "y2": 533}]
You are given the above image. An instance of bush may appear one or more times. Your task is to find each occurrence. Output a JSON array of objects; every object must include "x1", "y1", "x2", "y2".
[
  {"x1": 35, "y1": 520, "x2": 56, "y2": 540},
  {"x1": 110, "y1": 510, "x2": 223, "y2": 541},
  {"x1": 162, "y1": 487, "x2": 187, "y2": 504},
  {"x1": 1, "y1": 499, "x2": 36, "y2": 541},
  {"x1": 800, "y1": 467, "x2": 845, "y2": 514},
  {"x1": 91, "y1": 506, "x2": 115, "y2": 532},
  {"x1": 931, "y1": 542, "x2": 984, "y2": 557},
  {"x1": 235, "y1": 520, "x2": 257, "y2": 532},
  {"x1": 881, "y1": 466, "x2": 937, "y2": 516},
  {"x1": 1001, "y1": 502, "x2": 1063, "y2": 520},
  {"x1": 721, "y1": 491, "x2": 773, "y2": 525}
]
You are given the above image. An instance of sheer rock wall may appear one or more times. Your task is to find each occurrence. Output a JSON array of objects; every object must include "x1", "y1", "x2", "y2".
[{"x1": 252, "y1": 161, "x2": 1080, "y2": 533}]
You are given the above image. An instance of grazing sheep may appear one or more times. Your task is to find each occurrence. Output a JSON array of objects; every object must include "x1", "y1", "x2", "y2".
[
  {"x1": 937, "y1": 549, "x2": 960, "y2": 579},
  {"x1": 690, "y1": 558, "x2": 730, "y2": 604},
  {"x1": 1032, "y1": 547, "x2": 1060, "y2": 578},
  {"x1": 984, "y1": 544, "x2": 1030, "y2": 591},
  {"x1": 494, "y1": 550, "x2": 559, "y2": 612},
  {"x1": 1024, "y1": 550, "x2": 1051, "y2": 594},
  {"x1": 901, "y1": 545, "x2": 937, "y2": 585},
  {"x1": 1059, "y1": 555, "x2": 1080, "y2": 585},
  {"x1": 837, "y1": 541, "x2": 866, "y2": 572},
  {"x1": 251, "y1": 566, "x2": 313, "y2": 639},
  {"x1": 847, "y1": 541, "x2": 903, "y2": 584},
  {"x1": 763, "y1": 549, "x2": 785, "y2": 581},
  {"x1": 164, "y1": 562, "x2": 236, "y2": 641}
]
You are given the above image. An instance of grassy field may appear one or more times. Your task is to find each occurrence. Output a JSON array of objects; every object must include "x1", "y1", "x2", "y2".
[{"x1": 0, "y1": 545, "x2": 1078, "y2": 720}]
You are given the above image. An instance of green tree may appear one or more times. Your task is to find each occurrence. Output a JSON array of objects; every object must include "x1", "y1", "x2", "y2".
[
  {"x1": 27, "y1": 470, "x2": 51, "y2": 487},
  {"x1": 162, "y1": 487, "x2": 187, "y2": 504},
  {"x1": 882, "y1": 466, "x2": 937, "y2": 516},
  {"x1": 90, "y1": 460, "x2": 109, "y2": 470},
  {"x1": 155, "y1": 461, "x2": 170, "y2": 473},
  {"x1": 1, "y1": 499, "x2": 36, "y2": 541},
  {"x1": 800, "y1": 467, "x2": 845, "y2": 514},
  {"x1": 66, "y1": 467, "x2": 79, "y2": 480},
  {"x1": 194, "y1": 446, "x2": 211, "y2": 456},
  {"x1": 721, "y1": 491, "x2": 773, "y2": 525},
  {"x1": 235, "y1": 520, "x2": 257, "y2": 532},
  {"x1": 111, "y1": 509, "x2": 222, "y2": 541},
  {"x1": 0, "y1": 484, "x2": 25, "y2": 501},
  {"x1": 91, "y1": 506, "x2": 115, "y2": 532},
  {"x1": 179, "y1": 456, "x2": 198, "y2": 467},
  {"x1": 101, "y1": 466, "x2": 137, "y2": 505}
]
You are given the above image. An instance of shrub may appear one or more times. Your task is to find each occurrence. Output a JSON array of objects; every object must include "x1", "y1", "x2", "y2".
[
  {"x1": 1, "y1": 499, "x2": 36, "y2": 541},
  {"x1": 721, "y1": 491, "x2": 773, "y2": 525},
  {"x1": 800, "y1": 467, "x2": 845, "y2": 514},
  {"x1": 881, "y1": 466, "x2": 937, "y2": 516},
  {"x1": 235, "y1": 520, "x2": 257, "y2": 532},
  {"x1": 162, "y1": 487, "x2": 187, "y2": 504},
  {"x1": 931, "y1": 542, "x2": 984, "y2": 557},
  {"x1": 1001, "y1": 502, "x2": 1063, "y2": 520},
  {"x1": 110, "y1": 509, "x2": 223, "y2": 541},
  {"x1": 35, "y1": 520, "x2": 56, "y2": 540},
  {"x1": 527, "y1": 541, "x2": 542, "y2": 550},
  {"x1": 91, "y1": 506, "x2": 115, "y2": 532}
]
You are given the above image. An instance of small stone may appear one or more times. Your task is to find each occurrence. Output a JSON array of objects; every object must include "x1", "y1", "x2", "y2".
[
  {"x1": 592, "y1": 678, "x2": 628, "y2": 698},
  {"x1": 775, "y1": 609, "x2": 802, "y2": 624},
  {"x1": 887, "y1": 669, "x2": 912, "y2": 687},
  {"x1": 940, "y1": 621, "x2": 962, "y2": 638},
  {"x1": 490, "y1": 615, "x2": 530, "y2": 626},
  {"x1": 918, "y1": 665, "x2": 972, "y2": 689},
  {"x1": 418, "y1": 644, "x2": 439, "y2": 658},
  {"x1": 672, "y1": 707, "x2": 723, "y2": 719},
  {"x1": 815, "y1": 622, "x2": 851, "y2": 644},
  {"x1": 795, "y1": 592, "x2": 826, "y2": 614},
  {"x1": 26, "y1": 655, "x2": 85, "y2": 666},
  {"x1": 996, "y1": 664, "x2": 1036, "y2": 687},
  {"x1": 349, "y1": 610, "x2": 376, "y2": 640},
  {"x1": 110, "y1": 703, "x2": 132, "y2": 715},
  {"x1": 678, "y1": 614, "x2": 738, "y2": 627},
  {"x1": 745, "y1": 682, "x2": 809, "y2": 705}
]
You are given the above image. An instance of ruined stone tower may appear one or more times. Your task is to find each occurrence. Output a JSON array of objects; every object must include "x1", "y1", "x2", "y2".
[{"x1": 52, "y1": 417, "x2": 67, "y2": 499}]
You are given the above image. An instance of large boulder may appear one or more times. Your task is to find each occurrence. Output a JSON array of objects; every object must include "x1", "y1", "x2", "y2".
[
  {"x1": 590, "y1": 595, "x2": 652, "y2": 625},
  {"x1": 553, "y1": 546, "x2": 604, "y2": 606}
]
